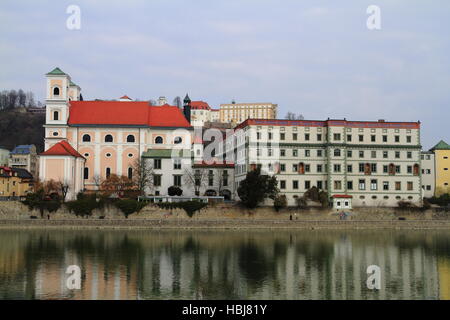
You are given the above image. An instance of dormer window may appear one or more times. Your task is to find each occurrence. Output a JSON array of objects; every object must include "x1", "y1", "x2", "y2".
[
  {"x1": 53, "y1": 87, "x2": 60, "y2": 96},
  {"x1": 82, "y1": 134, "x2": 91, "y2": 142},
  {"x1": 126, "y1": 135, "x2": 135, "y2": 143},
  {"x1": 53, "y1": 111, "x2": 59, "y2": 121},
  {"x1": 155, "y1": 136, "x2": 163, "y2": 144},
  {"x1": 105, "y1": 134, "x2": 113, "y2": 143}
]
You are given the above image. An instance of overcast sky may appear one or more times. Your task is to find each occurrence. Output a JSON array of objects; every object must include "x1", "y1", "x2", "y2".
[{"x1": 0, "y1": 0, "x2": 449, "y2": 149}]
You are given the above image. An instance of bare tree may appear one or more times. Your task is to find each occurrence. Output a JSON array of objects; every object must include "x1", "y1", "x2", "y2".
[
  {"x1": 285, "y1": 112, "x2": 304, "y2": 120},
  {"x1": 184, "y1": 168, "x2": 208, "y2": 196},
  {"x1": 58, "y1": 179, "x2": 70, "y2": 202},
  {"x1": 92, "y1": 174, "x2": 102, "y2": 191},
  {"x1": 131, "y1": 158, "x2": 154, "y2": 195},
  {"x1": 172, "y1": 96, "x2": 182, "y2": 108}
]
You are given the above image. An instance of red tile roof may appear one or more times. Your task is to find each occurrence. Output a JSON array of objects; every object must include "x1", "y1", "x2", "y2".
[
  {"x1": 119, "y1": 95, "x2": 132, "y2": 100},
  {"x1": 40, "y1": 140, "x2": 84, "y2": 158},
  {"x1": 68, "y1": 101, "x2": 191, "y2": 128},
  {"x1": 191, "y1": 101, "x2": 211, "y2": 110}
]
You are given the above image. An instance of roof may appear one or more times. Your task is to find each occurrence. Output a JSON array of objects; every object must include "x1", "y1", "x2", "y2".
[
  {"x1": 69, "y1": 80, "x2": 79, "y2": 87},
  {"x1": 193, "y1": 161, "x2": 235, "y2": 168},
  {"x1": 40, "y1": 140, "x2": 84, "y2": 158},
  {"x1": 119, "y1": 95, "x2": 132, "y2": 100},
  {"x1": 235, "y1": 118, "x2": 421, "y2": 131},
  {"x1": 0, "y1": 166, "x2": 33, "y2": 179},
  {"x1": 142, "y1": 149, "x2": 190, "y2": 159},
  {"x1": 46, "y1": 67, "x2": 66, "y2": 76},
  {"x1": 10, "y1": 145, "x2": 34, "y2": 155},
  {"x1": 68, "y1": 101, "x2": 191, "y2": 128},
  {"x1": 191, "y1": 101, "x2": 211, "y2": 110},
  {"x1": 430, "y1": 140, "x2": 450, "y2": 151},
  {"x1": 332, "y1": 195, "x2": 353, "y2": 199}
]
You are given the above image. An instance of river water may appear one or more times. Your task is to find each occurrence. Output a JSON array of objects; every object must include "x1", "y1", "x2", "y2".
[{"x1": 0, "y1": 229, "x2": 449, "y2": 300}]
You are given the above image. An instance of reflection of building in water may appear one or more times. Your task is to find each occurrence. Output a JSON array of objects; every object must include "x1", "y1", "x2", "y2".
[
  {"x1": 34, "y1": 249, "x2": 138, "y2": 300},
  {"x1": 438, "y1": 259, "x2": 450, "y2": 300}
]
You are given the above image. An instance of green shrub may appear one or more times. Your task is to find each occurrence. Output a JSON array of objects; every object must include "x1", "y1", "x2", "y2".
[
  {"x1": 273, "y1": 195, "x2": 287, "y2": 212},
  {"x1": 114, "y1": 199, "x2": 147, "y2": 218},
  {"x1": 65, "y1": 194, "x2": 103, "y2": 217},
  {"x1": 157, "y1": 201, "x2": 207, "y2": 218},
  {"x1": 22, "y1": 189, "x2": 62, "y2": 218}
]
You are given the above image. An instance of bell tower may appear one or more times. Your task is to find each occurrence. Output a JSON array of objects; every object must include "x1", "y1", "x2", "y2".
[{"x1": 43, "y1": 67, "x2": 72, "y2": 150}]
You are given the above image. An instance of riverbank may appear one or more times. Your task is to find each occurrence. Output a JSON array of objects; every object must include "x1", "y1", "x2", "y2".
[
  {"x1": 1, "y1": 218, "x2": 450, "y2": 230},
  {"x1": 1, "y1": 201, "x2": 449, "y2": 230}
]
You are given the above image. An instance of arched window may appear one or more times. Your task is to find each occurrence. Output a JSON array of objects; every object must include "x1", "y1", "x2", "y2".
[
  {"x1": 126, "y1": 135, "x2": 135, "y2": 143},
  {"x1": 334, "y1": 149, "x2": 341, "y2": 157},
  {"x1": 53, "y1": 87, "x2": 60, "y2": 96},
  {"x1": 82, "y1": 134, "x2": 91, "y2": 142},
  {"x1": 128, "y1": 167, "x2": 133, "y2": 179},
  {"x1": 106, "y1": 167, "x2": 111, "y2": 178},
  {"x1": 53, "y1": 111, "x2": 59, "y2": 121},
  {"x1": 83, "y1": 167, "x2": 89, "y2": 180},
  {"x1": 174, "y1": 136, "x2": 182, "y2": 144},
  {"x1": 105, "y1": 134, "x2": 113, "y2": 143},
  {"x1": 155, "y1": 136, "x2": 163, "y2": 144}
]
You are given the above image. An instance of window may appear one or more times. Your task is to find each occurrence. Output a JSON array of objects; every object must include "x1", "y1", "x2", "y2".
[
  {"x1": 359, "y1": 151, "x2": 364, "y2": 158},
  {"x1": 173, "y1": 159, "x2": 181, "y2": 170},
  {"x1": 371, "y1": 163, "x2": 377, "y2": 173},
  {"x1": 268, "y1": 132, "x2": 272, "y2": 140},
  {"x1": 317, "y1": 164, "x2": 323, "y2": 173},
  {"x1": 105, "y1": 134, "x2": 113, "y2": 143},
  {"x1": 53, "y1": 111, "x2": 59, "y2": 121},
  {"x1": 334, "y1": 149, "x2": 341, "y2": 157},
  {"x1": 293, "y1": 149, "x2": 298, "y2": 157},
  {"x1": 382, "y1": 135, "x2": 388, "y2": 142},
  {"x1": 174, "y1": 175, "x2": 182, "y2": 186},
  {"x1": 154, "y1": 174, "x2": 161, "y2": 186},
  {"x1": 334, "y1": 181, "x2": 342, "y2": 190},
  {"x1": 407, "y1": 181, "x2": 413, "y2": 191},
  {"x1": 293, "y1": 180, "x2": 299, "y2": 189},
  {"x1": 280, "y1": 149, "x2": 286, "y2": 157},
  {"x1": 383, "y1": 151, "x2": 388, "y2": 159},
  {"x1": 128, "y1": 167, "x2": 133, "y2": 179},
  {"x1": 280, "y1": 164, "x2": 286, "y2": 172},
  {"x1": 359, "y1": 179, "x2": 366, "y2": 190},
  {"x1": 359, "y1": 163, "x2": 365, "y2": 173},
  {"x1": 53, "y1": 87, "x2": 60, "y2": 96},
  {"x1": 305, "y1": 133, "x2": 310, "y2": 141},
  {"x1": 347, "y1": 181, "x2": 353, "y2": 190},
  {"x1": 154, "y1": 159, "x2": 161, "y2": 169},
  {"x1": 293, "y1": 164, "x2": 298, "y2": 172},
  {"x1": 371, "y1": 151, "x2": 377, "y2": 158},
  {"x1": 334, "y1": 164, "x2": 341, "y2": 173},
  {"x1": 407, "y1": 152, "x2": 412, "y2": 159},
  {"x1": 155, "y1": 136, "x2": 163, "y2": 144},
  {"x1": 280, "y1": 133, "x2": 285, "y2": 140},
  {"x1": 407, "y1": 166, "x2": 412, "y2": 174},
  {"x1": 106, "y1": 167, "x2": 111, "y2": 178},
  {"x1": 347, "y1": 135, "x2": 352, "y2": 142},
  {"x1": 395, "y1": 136, "x2": 400, "y2": 143},
  {"x1": 280, "y1": 180, "x2": 286, "y2": 189},
  {"x1": 333, "y1": 133, "x2": 341, "y2": 141},
  {"x1": 127, "y1": 135, "x2": 135, "y2": 143},
  {"x1": 383, "y1": 181, "x2": 389, "y2": 191},
  {"x1": 52, "y1": 132, "x2": 58, "y2": 136},
  {"x1": 257, "y1": 132, "x2": 261, "y2": 140},
  {"x1": 105, "y1": 153, "x2": 111, "y2": 158},
  {"x1": 292, "y1": 133, "x2": 298, "y2": 140},
  {"x1": 317, "y1": 134, "x2": 322, "y2": 141},
  {"x1": 82, "y1": 134, "x2": 91, "y2": 142},
  {"x1": 395, "y1": 151, "x2": 400, "y2": 159},
  {"x1": 395, "y1": 165, "x2": 401, "y2": 174},
  {"x1": 317, "y1": 181, "x2": 323, "y2": 190},
  {"x1": 347, "y1": 150, "x2": 352, "y2": 158},
  {"x1": 395, "y1": 182, "x2": 401, "y2": 191},
  {"x1": 305, "y1": 150, "x2": 310, "y2": 157},
  {"x1": 359, "y1": 135, "x2": 364, "y2": 142},
  {"x1": 305, "y1": 164, "x2": 310, "y2": 172},
  {"x1": 128, "y1": 153, "x2": 133, "y2": 158},
  {"x1": 317, "y1": 150, "x2": 323, "y2": 157},
  {"x1": 371, "y1": 135, "x2": 376, "y2": 142},
  {"x1": 305, "y1": 180, "x2": 311, "y2": 189},
  {"x1": 83, "y1": 167, "x2": 89, "y2": 180},
  {"x1": 407, "y1": 136, "x2": 412, "y2": 143},
  {"x1": 347, "y1": 165, "x2": 352, "y2": 173},
  {"x1": 371, "y1": 179, "x2": 378, "y2": 190}
]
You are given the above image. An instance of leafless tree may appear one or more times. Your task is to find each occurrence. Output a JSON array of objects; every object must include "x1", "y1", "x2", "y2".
[
  {"x1": 58, "y1": 180, "x2": 70, "y2": 202},
  {"x1": 92, "y1": 174, "x2": 102, "y2": 191},
  {"x1": 184, "y1": 168, "x2": 208, "y2": 196},
  {"x1": 131, "y1": 158, "x2": 154, "y2": 195},
  {"x1": 285, "y1": 112, "x2": 304, "y2": 120}
]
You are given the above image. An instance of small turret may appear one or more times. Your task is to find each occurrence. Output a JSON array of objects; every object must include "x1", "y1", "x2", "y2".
[{"x1": 183, "y1": 93, "x2": 191, "y2": 123}]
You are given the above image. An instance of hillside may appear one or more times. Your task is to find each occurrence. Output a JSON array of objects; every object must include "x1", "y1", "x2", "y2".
[{"x1": 0, "y1": 110, "x2": 45, "y2": 152}]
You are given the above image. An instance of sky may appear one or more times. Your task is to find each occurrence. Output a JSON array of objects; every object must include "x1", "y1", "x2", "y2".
[{"x1": 0, "y1": 0, "x2": 449, "y2": 149}]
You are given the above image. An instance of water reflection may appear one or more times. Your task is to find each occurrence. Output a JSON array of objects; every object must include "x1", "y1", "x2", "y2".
[{"x1": 0, "y1": 230, "x2": 449, "y2": 300}]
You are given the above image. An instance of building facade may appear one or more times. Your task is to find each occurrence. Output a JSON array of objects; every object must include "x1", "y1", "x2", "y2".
[
  {"x1": 0, "y1": 166, "x2": 34, "y2": 198},
  {"x1": 9, "y1": 145, "x2": 39, "y2": 179},
  {"x1": 234, "y1": 119, "x2": 422, "y2": 207},
  {"x1": 219, "y1": 102, "x2": 277, "y2": 124},
  {"x1": 0, "y1": 147, "x2": 9, "y2": 166},
  {"x1": 421, "y1": 151, "x2": 435, "y2": 198},
  {"x1": 430, "y1": 140, "x2": 450, "y2": 196}
]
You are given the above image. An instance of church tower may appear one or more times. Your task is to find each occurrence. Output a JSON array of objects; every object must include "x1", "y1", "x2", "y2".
[{"x1": 44, "y1": 67, "x2": 80, "y2": 150}]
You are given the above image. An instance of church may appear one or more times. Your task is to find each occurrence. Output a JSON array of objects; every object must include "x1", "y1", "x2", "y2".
[{"x1": 39, "y1": 67, "x2": 204, "y2": 200}]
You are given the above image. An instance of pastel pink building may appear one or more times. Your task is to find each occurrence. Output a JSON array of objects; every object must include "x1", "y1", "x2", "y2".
[{"x1": 39, "y1": 68, "x2": 193, "y2": 200}]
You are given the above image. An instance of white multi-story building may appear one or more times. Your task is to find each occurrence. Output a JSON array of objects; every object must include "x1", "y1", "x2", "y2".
[
  {"x1": 233, "y1": 119, "x2": 423, "y2": 207},
  {"x1": 421, "y1": 151, "x2": 435, "y2": 198}
]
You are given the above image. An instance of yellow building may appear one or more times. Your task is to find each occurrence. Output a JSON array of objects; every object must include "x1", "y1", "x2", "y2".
[
  {"x1": 430, "y1": 140, "x2": 450, "y2": 195},
  {"x1": 0, "y1": 166, "x2": 34, "y2": 198}
]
